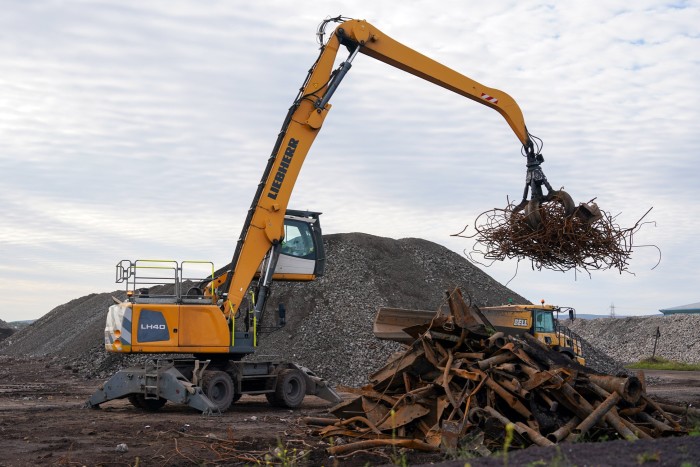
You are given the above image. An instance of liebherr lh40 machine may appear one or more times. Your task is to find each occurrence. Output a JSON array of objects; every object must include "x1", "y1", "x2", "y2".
[{"x1": 88, "y1": 17, "x2": 580, "y2": 413}]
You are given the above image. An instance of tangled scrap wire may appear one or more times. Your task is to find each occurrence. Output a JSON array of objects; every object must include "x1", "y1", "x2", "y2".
[{"x1": 455, "y1": 199, "x2": 657, "y2": 275}]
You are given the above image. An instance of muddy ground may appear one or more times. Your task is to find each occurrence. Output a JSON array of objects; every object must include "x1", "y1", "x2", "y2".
[{"x1": 1, "y1": 356, "x2": 699, "y2": 467}]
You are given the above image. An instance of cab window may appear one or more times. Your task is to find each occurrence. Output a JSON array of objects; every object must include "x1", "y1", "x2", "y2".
[
  {"x1": 281, "y1": 220, "x2": 316, "y2": 259},
  {"x1": 534, "y1": 310, "x2": 555, "y2": 333}
]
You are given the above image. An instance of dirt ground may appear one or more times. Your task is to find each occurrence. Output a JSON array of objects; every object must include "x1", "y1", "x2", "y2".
[{"x1": 1, "y1": 356, "x2": 699, "y2": 467}]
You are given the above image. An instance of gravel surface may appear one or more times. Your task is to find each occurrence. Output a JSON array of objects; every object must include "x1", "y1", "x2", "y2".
[{"x1": 567, "y1": 314, "x2": 700, "y2": 364}]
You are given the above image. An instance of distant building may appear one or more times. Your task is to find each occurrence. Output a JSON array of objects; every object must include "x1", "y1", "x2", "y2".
[{"x1": 659, "y1": 302, "x2": 700, "y2": 316}]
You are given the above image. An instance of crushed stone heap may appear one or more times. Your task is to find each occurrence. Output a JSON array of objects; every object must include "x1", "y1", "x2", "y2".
[
  {"x1": 255, "y1": 233, "x2": 529, "y2": 387},
  {"x1": 0, "y1": 318, "x2": 14, "y2": 343},
  {"x1": 568, "y1": 314, "x2": 700, "y2": 364},
  {"x1": 3, "y1": 233, "x2": 531, "y2": 386}
]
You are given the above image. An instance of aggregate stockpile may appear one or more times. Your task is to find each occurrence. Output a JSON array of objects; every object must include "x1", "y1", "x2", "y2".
[
  {"x1": 568, "y1": 314, "x2": 700, "y2": 365},
  {"x1": 313, "y1": 289, "x2": 691, "y2": 456},
  {"x1": 0, "y1": 318, "x2": 14, "y2": 343}
]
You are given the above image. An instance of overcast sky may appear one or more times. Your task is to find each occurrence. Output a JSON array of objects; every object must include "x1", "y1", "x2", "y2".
[{"x1": 1, "y1": 0, "x2": 698, "y2": 322}]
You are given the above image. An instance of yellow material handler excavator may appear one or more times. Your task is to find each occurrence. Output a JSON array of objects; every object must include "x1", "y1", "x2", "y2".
[{"x1": 88, "y1": 17, "x2": 580, "y2": 413}]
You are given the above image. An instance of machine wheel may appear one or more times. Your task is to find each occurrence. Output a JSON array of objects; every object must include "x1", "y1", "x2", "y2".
[
  {"x1": 202, "y1": 370, "x2": 235, "y2": 412},
  {"x1": 128, "y1": 394, "x2": 167, "y2": 411},
  {"x1": 559, "y1": 351, "x2": 575, "y2": 360},
  {"x1": 128, "y1": 394, "x2": 143, "y2": 409},
  {"x1": 269, "y1": 369, "x2": 306, "y2": 409}
]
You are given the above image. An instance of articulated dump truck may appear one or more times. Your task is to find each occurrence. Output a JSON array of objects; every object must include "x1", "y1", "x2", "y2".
[{"x1": 374, "y1": 295, "x2": 585, "y2": 366}]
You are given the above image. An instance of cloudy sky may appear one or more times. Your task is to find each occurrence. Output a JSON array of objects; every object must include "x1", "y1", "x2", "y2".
[{"x1": 1, "y1": 0, "x2": 698, "y2": 322}]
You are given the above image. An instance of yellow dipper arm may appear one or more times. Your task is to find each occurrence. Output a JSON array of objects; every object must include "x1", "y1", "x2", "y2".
[
  {"x1": 222, "y1": 18, "x2": 534, "y2": 318},
  {"x1": 340, "y1": 20, "x2": 531, "y2": 146}
]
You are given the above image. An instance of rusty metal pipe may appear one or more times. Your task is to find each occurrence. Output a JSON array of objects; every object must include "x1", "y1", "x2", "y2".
[
  {"x1": 483, "y1": 376, "x2": 532, "y2": 420},
  {"x1": 454, "y1": 352, "x2": 485, "y2": 360},
  {"x1": 328, "y1": 438, "x2": 441, "y2": 455},
  {"x1": 495, "y1": 363, "x2": 522, "y2": 374},
  {"x1": 656, "y1": 401, "x2": 700, "y2": 418},
  {"x1": 483, "y1": 406, "x2": 554, "y2": 447},
  {"x1": 546, "y1": 416, "x2": 580, "y2": 443},
  {"x1": 612, "y1": 407, "x2": 652, "y2": 440},
  {"x1": 637, "y1": 411, "x2": 673, "y2": 434},
  {"x1": 496, "y1": 376, "x2": 528, "y2": 399},
  {"x1": 565, "y1": 391, "x2": 620, "y2": 442},
  {"x1": 335, "y1": 416, "x2": 383, "y2": 434},
  {"x1": 477, "y1": 352, "x2": 515, "y2": 370},
  {"x1": 585, "y1": 383, "x2": 638, "y2": 440},
  {"x1": 588, "y1": 374, "x2": 642, "y2": 404},
  {"x1": 515, "y1": 422, "x2": 554, "y2": 447},
  {"x1": 487, "y1": 332, "x2": 506, "y2": 349},
  {"x1": 641, "y1": 394, "x2": 682, "y2": 430},
  {"x1": 538, "y1": 391, "x2": 559, "y2": 412}
]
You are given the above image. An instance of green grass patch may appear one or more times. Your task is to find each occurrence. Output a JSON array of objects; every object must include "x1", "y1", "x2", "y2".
[{"x1": 627, "y1": 357, "x2": 700, "y2": 371}]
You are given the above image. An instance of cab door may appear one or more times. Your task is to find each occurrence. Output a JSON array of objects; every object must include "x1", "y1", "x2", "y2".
[{"x1": 274, "y1": 211, "x2": 325, "y2": 279}]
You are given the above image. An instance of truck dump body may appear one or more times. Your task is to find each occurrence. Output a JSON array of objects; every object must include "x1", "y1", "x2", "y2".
[{"x1": 374, "y1": 302, "x2": 585, "y2": 365}]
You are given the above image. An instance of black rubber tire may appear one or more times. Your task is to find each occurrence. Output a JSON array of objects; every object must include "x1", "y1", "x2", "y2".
[
  {"x1": 140, "y1": 396, "x2": 167, "y2": 411},
  {"x1": 129, "y1": 394, "x2": 167, "y2": 411},
  {"x1": 559, "y1": 351, "x2": 575, "y2": 360},
  {"x1": 128, "y1": 394, "x2": 144, "y2": 409},
  {"x1": 202, "y1": 370, "x2": 235, "y2": 412},
  {"x1": 270, "y1": 369, "x2": 306, "y2": 409},
  {"x1": 265, "y1": 391, "x2": 279, "y2": 406}
]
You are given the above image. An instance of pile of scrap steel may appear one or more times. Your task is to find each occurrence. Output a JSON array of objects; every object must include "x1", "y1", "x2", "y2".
[
  {"x1": 456, "y1": 196, "x2": 655, "y2": 274},
  {"x1": 307, "y1": 289, "x2": 689, "y2": 457}
]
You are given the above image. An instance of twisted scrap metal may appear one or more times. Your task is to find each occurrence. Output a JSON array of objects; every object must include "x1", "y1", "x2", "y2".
[{"x1": 456, "y1": 200, "x2": 655, "y2": 274}]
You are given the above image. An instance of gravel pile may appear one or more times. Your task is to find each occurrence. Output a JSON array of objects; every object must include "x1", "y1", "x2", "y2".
[
  {"x1": 254, "y1": 233, "x2": 530, "y2": 387},
  {"x1": 0, "y1": 318, "x2": 14, "y2": 343},
  {"x1": 568, "y1": 330, "x2": 630, "y2": 376},
  {"x1": 0, "y1": 291, "x2": 140, "y2": 377},
  {"x1": 567, "y1": 314, "x2": 700, "y2": 364}
]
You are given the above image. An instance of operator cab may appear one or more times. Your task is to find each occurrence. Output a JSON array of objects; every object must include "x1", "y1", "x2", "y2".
[
  {"x1": 274, "y1": 210, "x2": 325, "y2": 279},
  {"x1": 534, "y1": 308, "x2": 556, "y2": 334}
]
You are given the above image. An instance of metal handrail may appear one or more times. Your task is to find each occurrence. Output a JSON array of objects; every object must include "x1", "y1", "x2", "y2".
[{"x1": 116, "y1": 259, "x2": 217, "y2": 302}]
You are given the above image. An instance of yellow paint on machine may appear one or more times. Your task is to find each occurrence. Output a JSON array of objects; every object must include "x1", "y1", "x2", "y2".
[{"x1": 128, "y1": 304, "x2": 230, "y2": 351}]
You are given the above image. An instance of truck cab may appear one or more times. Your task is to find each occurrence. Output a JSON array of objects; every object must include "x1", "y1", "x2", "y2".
[{"x1": 481, "y1": 304, "x2": 585, "y2": 366}]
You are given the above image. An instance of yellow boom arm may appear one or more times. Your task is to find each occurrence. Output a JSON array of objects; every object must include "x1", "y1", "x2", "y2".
[{"x1": 222, "y1": 18, "x2": 535, "y2": 317}]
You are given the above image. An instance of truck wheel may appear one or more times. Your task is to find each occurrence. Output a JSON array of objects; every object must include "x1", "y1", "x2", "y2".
[
  {"x1": 129, "y1": 394, "x2": 167, "y2": 411},
  {"x1": 202, "y1": 370, "x2": 235, "y2": 412},
  {"x1": 270, "y1": 369, "x2": 306, "y2": 408}
]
